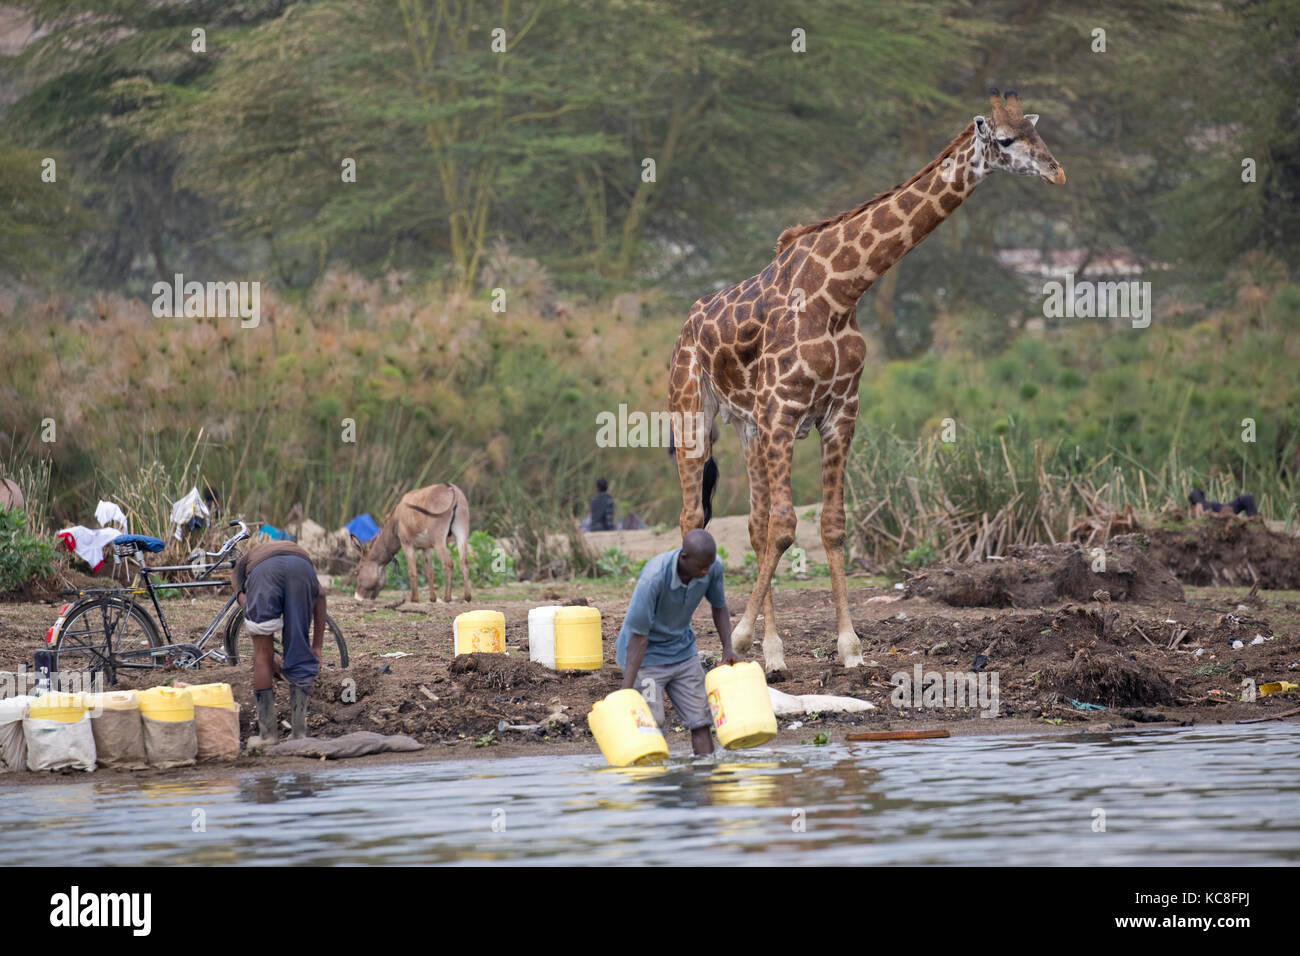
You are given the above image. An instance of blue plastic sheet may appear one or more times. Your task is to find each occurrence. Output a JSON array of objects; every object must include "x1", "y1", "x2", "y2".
[{"x1": 345, "y1": 513, "x2": 381, "y2": 543}]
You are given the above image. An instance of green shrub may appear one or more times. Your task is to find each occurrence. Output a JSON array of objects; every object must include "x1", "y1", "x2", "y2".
[
  {"x1": 0, "y1": 507, "x2": 57, "y2": 592},
  {"x1": 595, "y1": 546, "x2": 632, "y2": 578}
]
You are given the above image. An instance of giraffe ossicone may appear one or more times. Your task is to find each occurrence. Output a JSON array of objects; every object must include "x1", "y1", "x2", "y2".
[{"x1": 669, "y1": 92, "x2": 1065, "y2": 674}]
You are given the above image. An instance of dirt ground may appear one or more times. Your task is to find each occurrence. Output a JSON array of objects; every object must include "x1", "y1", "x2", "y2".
[{"x1": 1, "y1": 517, "x2": 1298, "y2": 782}]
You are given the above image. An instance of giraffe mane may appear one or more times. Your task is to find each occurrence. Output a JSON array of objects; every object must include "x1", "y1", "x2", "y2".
[{"x1": 774, "y1": 121, "x2": 977, "y2": 254}]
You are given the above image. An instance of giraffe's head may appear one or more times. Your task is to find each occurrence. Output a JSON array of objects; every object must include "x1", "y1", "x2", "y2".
[{"x1": 974, "y1": 89, "x2": 1066, "y2": 185}]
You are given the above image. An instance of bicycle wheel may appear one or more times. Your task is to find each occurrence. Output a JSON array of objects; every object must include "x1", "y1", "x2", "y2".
[
  {"x1": 52, "y1": 597, "x2": 163, "y2": 685},
  {"x1": 224, "y1": 609, "x2": 349, "y2": 669}
]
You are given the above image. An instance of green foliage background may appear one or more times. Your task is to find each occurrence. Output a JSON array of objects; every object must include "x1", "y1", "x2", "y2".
[{"x1": 1, "y1": 0, "x2": 1298, "y2": 557}]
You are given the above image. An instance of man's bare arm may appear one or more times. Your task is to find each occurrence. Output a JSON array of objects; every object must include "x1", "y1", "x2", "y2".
[
  {"x1": 620, "y1": 633, "x2": 649, "y2": 690},
  {"x1": 713, "y1": 604, "x2": 738, "y2": 664}
]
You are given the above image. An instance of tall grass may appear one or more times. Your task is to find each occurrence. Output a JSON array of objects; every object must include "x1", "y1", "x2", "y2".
[
  {"x1": 845, "y1": 427, "x2": 1298, "y2": 570},
  {"x1": 0, "y1": 448, "x2": 54, "y2": 536},
  {"x1": 3, "y1": 267, "x2": 1297, "y2": 571}
]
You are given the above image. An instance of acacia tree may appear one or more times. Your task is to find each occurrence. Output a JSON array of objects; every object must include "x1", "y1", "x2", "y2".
[{"x1": 2, "y1": 0, "x2": 287, "y2": 291}]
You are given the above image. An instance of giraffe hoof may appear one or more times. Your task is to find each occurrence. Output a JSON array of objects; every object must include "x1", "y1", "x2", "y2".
[
  {"x1": 763, "y1": 651, "x2": 788, "y2": 679},
  {"x1": 732, "y1": 627, "x2": 754, "y2": 654},
  {"x1": 838, "y1": 633, "x2": 864, "y2": 669}
]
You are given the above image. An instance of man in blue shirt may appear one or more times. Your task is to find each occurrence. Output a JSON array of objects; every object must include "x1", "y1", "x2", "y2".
[{"x1": 616, "y1": 529, "x2": 737, "y2": 754}]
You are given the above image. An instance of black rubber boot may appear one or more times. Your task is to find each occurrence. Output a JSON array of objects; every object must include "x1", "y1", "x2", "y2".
[
  {"x1": 290, "y1": 684, "x2": 310, "y2": 740},
  {"x1": 249, "y1": 688, "x2": 278, "y2": 750}
]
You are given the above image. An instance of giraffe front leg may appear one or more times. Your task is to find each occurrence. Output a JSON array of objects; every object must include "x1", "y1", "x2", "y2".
[
  {"x1": 746, "y1": 420, "x2": 797, "y2": 676},
  {"x1": 731, "y1": 615, "x2": 755, "y2": 654},
  {"x1": 736, "y1": 430, "x2": 781, "y2": 659},
  {"x1": 759, "y1": 581, "x2": 786, "y2": 674},
  {"x1": 820, "y1": 408, "x2": 863, "y2": 668}
]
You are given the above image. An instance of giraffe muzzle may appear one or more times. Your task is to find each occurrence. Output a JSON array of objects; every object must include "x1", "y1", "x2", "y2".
[{"x1": 1045, "y1": 165, "x2": 1067, "y2": 185}]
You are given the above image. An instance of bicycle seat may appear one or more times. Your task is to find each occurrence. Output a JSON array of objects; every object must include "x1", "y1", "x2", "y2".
[{"x1": 112, "y1": 534, "x2": 167, "y2": 553}]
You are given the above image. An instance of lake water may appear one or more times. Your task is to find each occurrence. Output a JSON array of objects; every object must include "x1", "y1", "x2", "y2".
[{"x1": 5, "y1": 724, "x2": 1298, "y2": 865}]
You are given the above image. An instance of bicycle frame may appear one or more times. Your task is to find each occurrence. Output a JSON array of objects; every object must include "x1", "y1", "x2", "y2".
[{"x1": 59, "y1": 522, "x2": 254, "y2": 671}]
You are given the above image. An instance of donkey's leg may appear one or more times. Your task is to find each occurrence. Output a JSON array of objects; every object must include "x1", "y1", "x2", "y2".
[
  {"x1": 402, "y1": 542, "x2": 420, "y2": 604},
  {"x1": 453, "y1": 503, "x2": 473, "y2": 602},
  {"x1": 424, "y1": 547, "x2": 442, "y2": 604},
  {"x1": 434, "y1": 537, "x2": 453, "y2": 604},
  {"x1": 819, "y1": 403, "x2": 863, "y2": 667}
]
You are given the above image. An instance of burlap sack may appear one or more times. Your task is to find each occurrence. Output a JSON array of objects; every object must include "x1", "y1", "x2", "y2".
[
  {"x1": 24, "y1": 715, "x2": 96, "y2": 772},
  {"x1": 90, "y1": 708, "x2": 148, "y2": 770},
  {"x1": 0, "y1": 696, "x2": 32, "y2": 772},
  {"x1": 141, "y1": 715, "x2": 197, "y2": 769},
  {"x1": 194, "y1": 704, "x2": 240, "y2": 761}
]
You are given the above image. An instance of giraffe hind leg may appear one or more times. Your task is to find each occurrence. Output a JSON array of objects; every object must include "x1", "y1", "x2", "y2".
[
  {"x1": 733, "y1": 428, "x2": 780, "y2": 656},
  {"x1": 670, "y1": 351, "x2": 716, "y2": 534}
]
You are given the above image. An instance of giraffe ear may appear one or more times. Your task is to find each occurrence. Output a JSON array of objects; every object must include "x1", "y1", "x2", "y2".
[
  {"x1": 1025, "y1": 113, "x2": 1039, "y2": 127},
  {"x1": 974, "y1": 115, "x2": 991, "y2": 141}
]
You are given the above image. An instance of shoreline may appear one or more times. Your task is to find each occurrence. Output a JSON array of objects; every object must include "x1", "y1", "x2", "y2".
[
  {"x1": 2, "y1": 560, "x2": 1298, "y2": 787},
  {"x1": 4, "y1": 710, "x2": 1292, "y2": 787}
]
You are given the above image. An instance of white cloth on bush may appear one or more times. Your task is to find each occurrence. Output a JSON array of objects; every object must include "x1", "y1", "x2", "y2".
[
  {"x1": 94, "y1": 500, "x2": 128, "y2": 531},
  {"x1": 56, "y1": 525, "x2": 123, "y2": 572},
  {"x1": 170, "y1": 487, "x2": 210, "y2": 540}
]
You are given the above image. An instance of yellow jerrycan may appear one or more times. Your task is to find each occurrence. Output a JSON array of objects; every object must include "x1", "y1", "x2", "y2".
[
  {"x1": 27, "y1": 692, "x2": 88, "y2": 723},
  {"x1": 83, "y1": 690, "x2": 139, "y2": 717},
  {"x1": 588, "y1": 689, "x2": 669, "y2": 767},
  {"x1": 184, "y1": 683, "x2": 236, "y2": 709},
  {"x1": 553, "y1": 606, "x2": 602, "y2": 670},
  {"x1": 454, "y1": 610, "x2": 506, "y2": 654},
  {"x1": 138, "y1": 686, "x2": 194, "y2": 722},
  {"x1": 705, "y1": 662, "x2": 778, "y2": 749}
]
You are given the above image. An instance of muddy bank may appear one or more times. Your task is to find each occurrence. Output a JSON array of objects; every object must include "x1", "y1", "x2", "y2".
[
  {"x1": 1144, "y1": 516, "x2": 1300, "y2": 589},
  {"x1": 1, "y1": 564, "x2": 1297, "y2": 783},
  {"x1": 903, "y1": 534, "x2": 1184, "y2": 608}
]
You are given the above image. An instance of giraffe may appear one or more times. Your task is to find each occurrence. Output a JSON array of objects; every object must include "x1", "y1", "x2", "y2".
[{"x1": 669, "y1": 90, "x2": 1065, "y2": 673}]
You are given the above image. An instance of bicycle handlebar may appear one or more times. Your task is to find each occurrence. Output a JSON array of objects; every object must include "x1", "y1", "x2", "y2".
[{"x1": 190, "y1": 519, "x2": 251, "y2": 578}]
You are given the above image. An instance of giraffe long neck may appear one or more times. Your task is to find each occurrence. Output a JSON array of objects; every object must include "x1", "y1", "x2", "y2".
[{"x1": 826, "y1": 123, "x2": 986, "y2": 309}]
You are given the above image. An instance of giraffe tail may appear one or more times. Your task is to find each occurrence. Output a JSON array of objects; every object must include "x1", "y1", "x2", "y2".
[
  {"x1": 667, "y1": 440, "x2": 719, "y2": 527},
  {"x1": 702, "y1": 456, "x2": 718, "y2": 526}
]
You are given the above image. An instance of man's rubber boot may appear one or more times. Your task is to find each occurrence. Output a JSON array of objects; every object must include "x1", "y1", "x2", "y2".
[
  {"x1": 290, "y1": 684, "x2": 310, "y2": 740},
  {"x1": 248, "y1": 688, "x2": 278, "y2": 751}
]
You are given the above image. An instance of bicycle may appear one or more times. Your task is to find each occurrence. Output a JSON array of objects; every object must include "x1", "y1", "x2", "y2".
[{"x1": 48, "y1": 520, "x2": 348, "y2": 686}]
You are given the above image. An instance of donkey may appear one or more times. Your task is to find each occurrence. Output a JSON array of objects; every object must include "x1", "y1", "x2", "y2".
[
  {"x1": 0, "y1": 478, "x2": 24, "y2": 512},
  {"x1": 352, "y1": 483, "x2": 472, "y2": 604}
]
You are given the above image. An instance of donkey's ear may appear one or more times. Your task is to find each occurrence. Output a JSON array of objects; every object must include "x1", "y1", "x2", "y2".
[
  {"x1": 973, "y1": 115, "x2": 991, "y2": 141},
  {"x1": 1025, "y1": 113, "x2": 1039, "y2": 127}
]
